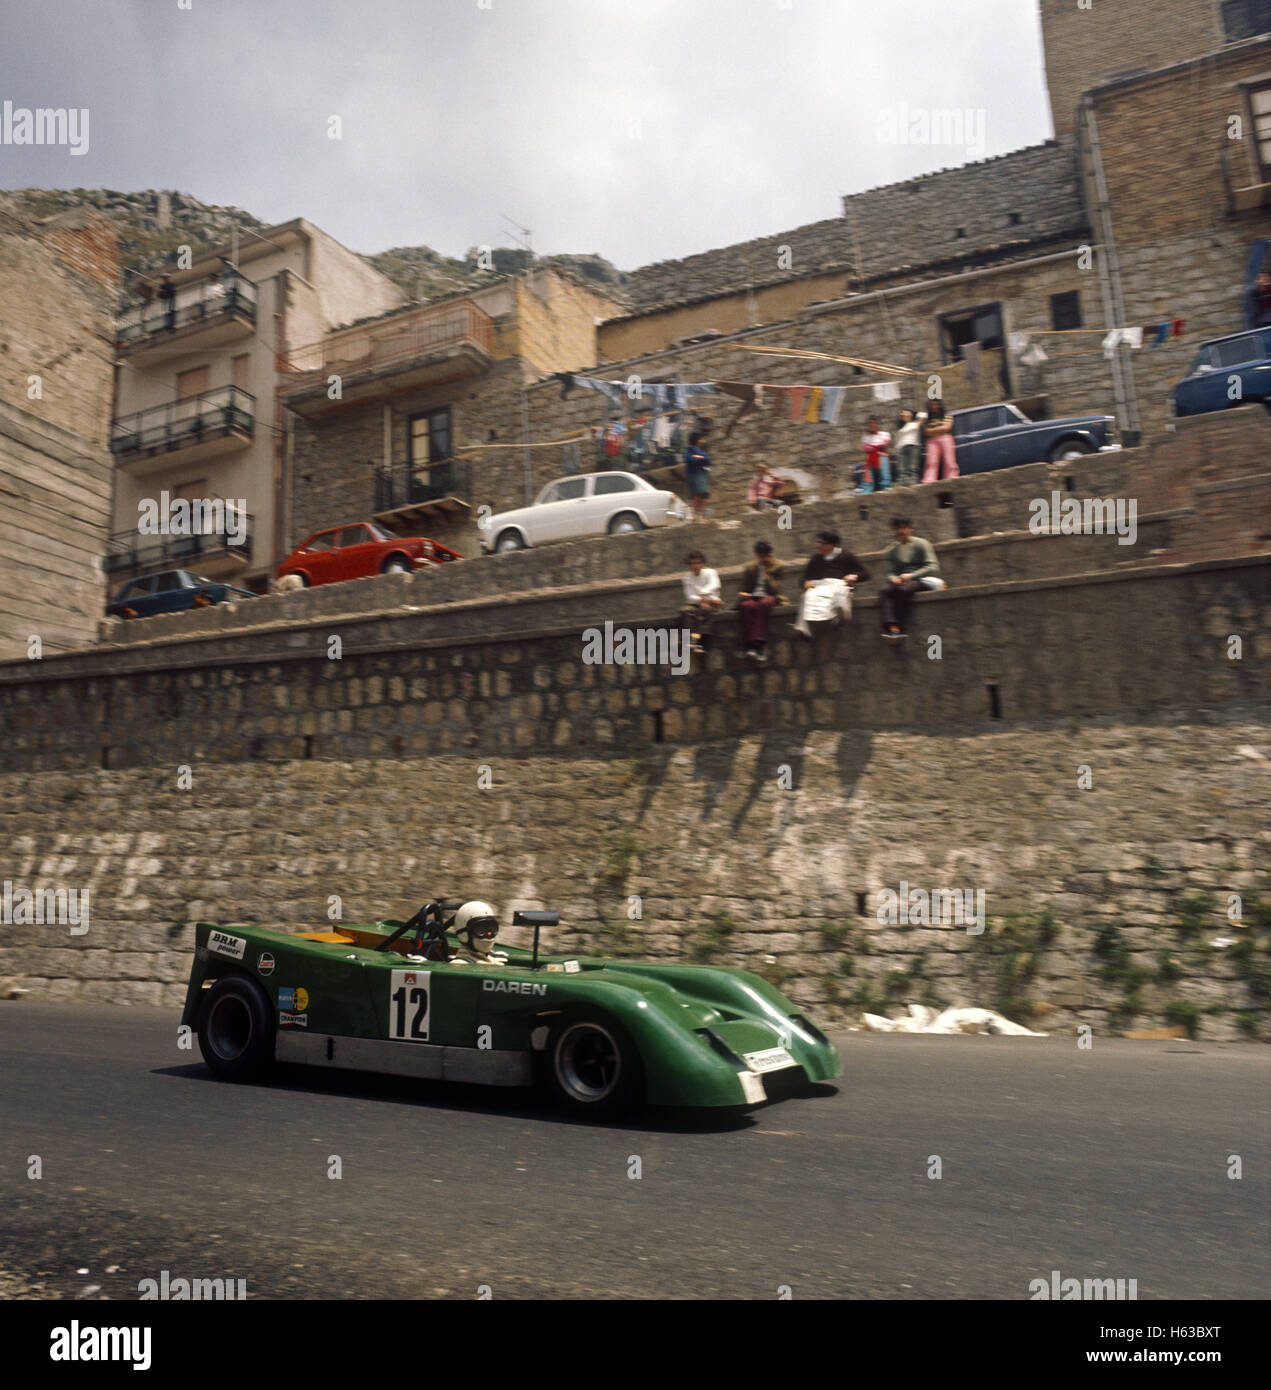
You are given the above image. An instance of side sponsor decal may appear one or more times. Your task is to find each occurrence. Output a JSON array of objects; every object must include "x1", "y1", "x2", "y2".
[
  {"x1": 257, "y1": 952, "x2": 275, "y2": 977},
  {"x1": 208, "y1": 930, "x2": 246, "y2": 961},
  {"x1": 278, "y1": 1012, "x2": 308, "y2": 1028}
]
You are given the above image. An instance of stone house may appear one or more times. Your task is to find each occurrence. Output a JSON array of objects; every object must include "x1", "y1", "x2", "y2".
[
  {"x1": 286, "y1": 0, "x2": 1271, "y2": 559},
  {"x1": 110, "y1": 217, "x2": 405, "y2": 593}
]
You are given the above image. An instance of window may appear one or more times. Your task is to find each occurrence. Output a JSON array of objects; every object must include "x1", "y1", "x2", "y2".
[
  {"x1": 1244, "y1": 77, "x2": 1271, "y2": 181},
  {"x1": 1223, "y1": 0, "x2": 1271, "y2": 42},
  {"x1": 1211, "y1": 334, "x2": 1262, "y2": 367},
  {"x1": 125, "y1": 577, "x2": 153, "y2": 596},
  {"x1": 1050, "y1": 291, "x2": 1082, "y2": 332},
  {"x1": 409, "y1": 408, "x2": 452, "y2": 467},
  {"x1": 593, "y1": 474, "x2": 637, "y2": 495},
  {"x1": 954, "y1": 408, "x2": 1002, "y2": 436},
  {"x1": 938, "y1": 302, "x2": 1010, "y2": 393},
  {"x1": 303, "y1": 532, "x2": 337, "y2": 552},
  {"x1": 542, "y1": 478, "x2": 587, "y2": 504},
  {"x1": 176, "y1": 366, "x2": 210, "y2": 400},
  {"x1": 153, "y1": 572, "x2": 182, "y2": 592},
  {"x1": 338, "y1": 526, "x2": 372, "y2": 546}
]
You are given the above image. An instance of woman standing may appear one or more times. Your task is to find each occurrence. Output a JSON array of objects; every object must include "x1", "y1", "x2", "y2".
[
  {"x1": 893, "y1": 407, "x2": 926, "y2": 487},
  {"x1": 922, "y1": 399, "x2": 959, "y2": 483},
  {"x1": 684, "y1": 431, "x2": 712, "y2": 521}
]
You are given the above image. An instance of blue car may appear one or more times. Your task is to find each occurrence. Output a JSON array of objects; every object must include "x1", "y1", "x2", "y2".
[
  {"x1": 1170, "y1": 329, "x2": 1271, "y2": 417},
  {"x1": 949, "y1": 403, "x2": 1117, "y2": 474},
  {"x1": 106, "y1": 569, "x2": 255, "y2": 620}
]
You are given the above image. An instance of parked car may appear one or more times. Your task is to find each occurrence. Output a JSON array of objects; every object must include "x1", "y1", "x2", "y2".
[
  {"x1": 106, "y1": 569, "x2": 255, "y2": 620},
  {"x1": 480, "y1": 471, "x2": 690, "y2": 553},
  {"x1": 949, "y1": 402, "x2": 1117, "y2": 473},
  {"x1": 184, "y1": 897, "x2": 840, "y2": 1116},
  {"x1": 276, "y1": 521, "x2": 461, "y2": 588},
  {"x1": 1170, "y1": 328, "x2": 1271, "y2": 417}
]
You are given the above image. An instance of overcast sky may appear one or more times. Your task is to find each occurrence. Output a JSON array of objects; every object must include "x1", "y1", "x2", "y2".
[{"x1": 0, "y1": 0, "x2": 1051, "y2": 270}]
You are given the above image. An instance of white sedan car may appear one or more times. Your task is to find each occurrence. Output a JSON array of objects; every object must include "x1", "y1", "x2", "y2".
[{"x1": 480, "y1": 471, "x2": 689, "y2": 553}]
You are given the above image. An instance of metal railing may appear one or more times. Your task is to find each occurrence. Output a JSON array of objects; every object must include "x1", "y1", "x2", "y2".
[
  {"x1": 116, "y1": 272, "x2": 257, "y2": 347},
  {"x1": 285, "y1": 301, "x2": 495, "y2": 391},
  {"x1": 374, "y1": 460, "x2": 471, "y2": 513},
  {"x1": 110, "y1": 386, "x2": 256, "y2": 456},
  {"x1": 103, "y1": 509, "x2": 253, "y2": 575}
]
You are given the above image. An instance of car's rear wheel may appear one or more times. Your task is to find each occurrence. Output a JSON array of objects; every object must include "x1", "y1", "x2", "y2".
[
  {"x1": 1048, "y1": 438, "x2": 1094, "y2": 462},
  {"x1": 198, "y1": 975, "x2": 275, "y2": 1082},
  {"x1": 382, "y1": 555, "x2": 412, "y2": 575},
  {"x1": 608, "y1": 511, "x2": 645, "y2": 536},
  {"x1": 543, "y1": 1011, "x2": 642, "y2": 1117},
  {"x1": 495, "y1": 529, "x2": 526, "y2": 552}
]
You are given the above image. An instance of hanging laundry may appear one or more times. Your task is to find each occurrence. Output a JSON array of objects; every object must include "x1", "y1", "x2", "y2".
[
  {"x1": 651, "y1": 414, "x2": 672, "y2": 450},
  {"x1": 804, "y1": 386, "x2": 824, "y2": 422},
  {"x1": 768, "y1": 386, "x2": 789, "y2": 416},
  {"x1": 1019, "y1": 342, "x2": 1049, "y2": 367},
  {"x1": 820, "y1": 386, "x2": 846, "y2": 424},
  {"x1": 1102, "y1": 327, "x2": 1144, "y2": 359},
  {"x1": 573, "y1": 375, "x2": 627, "y2": 408},
  {"x1": 787, "y1": 386, "x2": 810, "y2": 421},
  {"x1": 716, "y1": 381, "x2": 761, "y2": 437},
  {"x1": 1148, "y1": 322, "x2": 1171, "y2": 348},
  {"x1": 1008, "y1": 331, "x2": 1031, "y2": 355},
  {"x1": 871, "y1": 381, "x2": 901, "y2": 402},
  {"x1": 1172, "y1": 319, "x2": 1186, "y2": 337},
  {"x1": 962, "y1": 341, "x2": 982, "y2": 388}
]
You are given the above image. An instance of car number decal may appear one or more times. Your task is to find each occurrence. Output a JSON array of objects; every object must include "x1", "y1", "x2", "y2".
[{"x1": 389, "y1": 969, "x2": 431, "y2": 1042}]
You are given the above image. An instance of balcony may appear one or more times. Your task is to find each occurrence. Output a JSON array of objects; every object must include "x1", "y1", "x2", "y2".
[
  {"x1": 115, "y1": 272, "x2": 257, "y2": 360},
  {"x1": 103, "y1": 509, "x2": 253, "y2": 581},
  {"x1": 373, "y1": 460, "x2": 472, "y2": 526},
  {"x1": 283, "y1": 301, "x2": 495, "y2": 417},
  {"x1": 111, "y1": 387, "x2": 255, "y2": 474}
]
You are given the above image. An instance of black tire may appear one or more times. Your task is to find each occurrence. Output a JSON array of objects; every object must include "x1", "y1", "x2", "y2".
[
  {"x1": 543, "y1": 1011, "x2": 642, "y2": 1117},
  {"x1": 1048, "y1": 438, "x2": 1094, "y2": 463},
  {"x1": 495, "y1": 529, "x2": 526, "y2": 553},
  {"x1": 382, "y1": 555, "x2": 412, "y2": 575},
  {"x1": 607, "y1": 511, "x2": 645, "y2": 536},
  {"x1": 197, "y1": 975, "x2": 275, "y2": 1082}
]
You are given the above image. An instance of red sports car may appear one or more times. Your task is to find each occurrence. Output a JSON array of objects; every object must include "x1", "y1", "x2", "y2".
[{"x1": 276, "y1": 521, "x2": 461, "y2": 588}]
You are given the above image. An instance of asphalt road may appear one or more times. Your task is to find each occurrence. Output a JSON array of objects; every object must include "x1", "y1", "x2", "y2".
[{"x1": 0, "y1": 1003, "x2": 1266, "y2": 1300}]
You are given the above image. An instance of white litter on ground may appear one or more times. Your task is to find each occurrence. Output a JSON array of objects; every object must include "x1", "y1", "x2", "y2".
[{"x1": 860, "y1": 1005, "x2": 1046, "y2": 1036}]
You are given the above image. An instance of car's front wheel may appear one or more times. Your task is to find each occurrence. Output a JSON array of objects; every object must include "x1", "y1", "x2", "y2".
[
  {"x1": 1049, "y1": 438, "x2": 1095, "y2": 462},
  {"x1": 543, "y1": 1011, "x2": 642, "y2": 1117},
  {"x1": 382, "y1": 555, "x2": 412, "y2": 575},
  {"x1": 197, "y1": 975, "x2": 275, "y2": 1082},
  {"x1": 607, "y1": 511, "x2": 645, "y2": 536},
  {"x1": 495, "y1": 529, "x2": 526, "y2": 552}
]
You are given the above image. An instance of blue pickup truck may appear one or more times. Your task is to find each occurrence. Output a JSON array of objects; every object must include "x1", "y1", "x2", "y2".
[
  {"x1": 1170, "y1": 329, "x2": 1271, "y2": 417},
  {"x1": 949, "y1": 402, "x2": 1116, "y2": 474}
]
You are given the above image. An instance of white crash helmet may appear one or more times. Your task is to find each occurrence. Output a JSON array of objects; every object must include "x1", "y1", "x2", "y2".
[{"x1": 454, "y1": 900, "x2": 499, "y2": 954}]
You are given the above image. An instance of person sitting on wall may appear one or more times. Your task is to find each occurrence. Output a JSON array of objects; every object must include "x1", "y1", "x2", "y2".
[
  {"x1": 879, "y1": 516, "x2": 943, "y2": 641},
  {"x1": 737, "y1": 540, "x2": 785, "y2": 664},
  {"x1": 794, "y1": 529, "x2": 870, "y2": 640},
  {"x1": 747, "y1": 462, "x2": 781, "y2": 510},
  {"x1": 681, "y1": 550, "x2": 722, "y2": 655}
]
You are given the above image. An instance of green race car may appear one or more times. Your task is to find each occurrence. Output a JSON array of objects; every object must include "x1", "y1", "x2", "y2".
[{"x1": 181, "y1": 899, "x2": 840, "y2": 1116}]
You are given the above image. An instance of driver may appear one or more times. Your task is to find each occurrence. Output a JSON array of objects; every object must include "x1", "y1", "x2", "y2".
[{"x1": 449, "y1": 901, "x2": 509, "y2": 966}]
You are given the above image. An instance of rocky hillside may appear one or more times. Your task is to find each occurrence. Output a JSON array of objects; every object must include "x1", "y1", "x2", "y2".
[{"x1": 8, "y1": 188, "x2": 629, "y2": 304}]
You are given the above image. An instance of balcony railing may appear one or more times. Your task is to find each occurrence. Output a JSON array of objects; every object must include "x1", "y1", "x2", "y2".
[
  {"x1": 285, "y1": 301, "x2": 495, "y2": 393},
  {"x1": 111, "y1": 386, "x2": 255, "y2": 458},
  {"x1": 374, "y1": 460, "x2": 471, "y2": 514},
  {"x1": 103, "y1": 509, "x2": 253, "y2": 575},
  {"x1": 116, "y1": 272, "x2": 257, "y2": 347}
]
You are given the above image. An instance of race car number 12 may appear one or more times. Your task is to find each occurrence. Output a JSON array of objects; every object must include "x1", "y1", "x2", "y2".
[{"x1": 389, "y1": 969, "x2": 431, "y2": 1042}]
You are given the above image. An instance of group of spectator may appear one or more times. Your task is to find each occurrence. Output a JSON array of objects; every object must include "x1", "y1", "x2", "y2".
[
  {"x1": 680, "y1": 521, "x2": 943, "y2": 663},
  {"x1": 684, "y1": 399, "x2": 960, "y2": 520}
]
